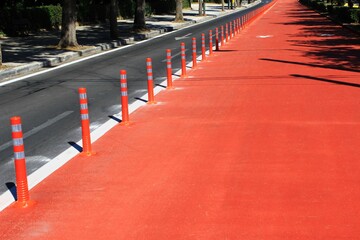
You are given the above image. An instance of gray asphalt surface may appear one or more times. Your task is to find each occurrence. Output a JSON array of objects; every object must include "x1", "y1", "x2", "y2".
[{"x1": 0, "y1": 1, "x2": 269, "y2": 194}]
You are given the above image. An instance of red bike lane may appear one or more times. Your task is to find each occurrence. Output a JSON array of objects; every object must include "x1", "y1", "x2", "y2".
[{"x1": 1, "y1": 0, "x2": 360, "y2": 239}]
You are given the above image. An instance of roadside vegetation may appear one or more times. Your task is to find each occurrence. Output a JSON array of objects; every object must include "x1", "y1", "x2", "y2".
[
  {"x1": 0, "y1": 0, "x2": 254, "y2": 66},
  {"x1": 300, "y1": 0, "x2": 360, "y2": 32}
]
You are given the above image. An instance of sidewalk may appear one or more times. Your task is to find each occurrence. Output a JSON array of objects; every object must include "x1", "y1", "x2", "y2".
[
  {"x1": 0, "y1": 2, "x2": 258, "y2": 82},
  {"x1": 1, "y1": 0, "x2": 360, "y2": 239}
]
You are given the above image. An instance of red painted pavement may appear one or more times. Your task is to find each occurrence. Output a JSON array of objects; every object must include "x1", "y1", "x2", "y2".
[{"x1": 1, "y1": 0, "x2": 360, "y2": 239}]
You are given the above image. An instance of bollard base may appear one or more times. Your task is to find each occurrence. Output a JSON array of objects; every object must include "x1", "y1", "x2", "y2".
[
  {"x1": 120, "y1": 121, "x2": 131, "y2": 126},
  {"x1": 13, "y1": 200, "x2": 36, "y2": 209},
  {"x1": 147, "y1": 101, "x2": 157, "y2": 105},
  {"x1": 80, "y1": 151, "x2": 97, "y2": 157}
]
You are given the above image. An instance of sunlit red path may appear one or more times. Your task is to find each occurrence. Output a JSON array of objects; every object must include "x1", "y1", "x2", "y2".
[{"x1": 1, "y1": 0, "x2": 360, "y2": 239}]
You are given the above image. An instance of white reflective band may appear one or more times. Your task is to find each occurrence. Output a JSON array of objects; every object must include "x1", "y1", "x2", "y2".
[
  {"x1": 14, "y1": 151, "x2": 25, "y2": 160},
  {"x1": 167, "y1": 63, "x2": 172, "y2": 68},
  {"x1": 79, "y1": 93, "x2": 87, "y2": 99},
  {"x1": 181, "y1": 56, "x2": 185, "y2": 59},
  {"x1": 167, "y1": 53, "x2": 171, "y2": 57},
  {"x1": 146, "y1": 62, "x2": 152, "y2": 67},
  {"x1": 121, "y1": 91, "x2": 128, "y2": 97},
  {"x1": 13, "y1": 138, "x2": 23, "y2": 147},
  {"x1": 121, "y1": 83, "x2": 127, "y2": 88},
  {"x1": 148, "y1": 76, "x2": 153, "y2": 80},
  {"x1": 147, "y1": 69, "x2": 152, "y2": 73},
  {"x1": 80, "y1": 103, "x2": 88, "y2": 110},
  {"x1": 120, "y1": 74, "x2": 126, "y2": 79},
  {"x1": 11, "y1": 124, "x2": 22, "y2": 133},
  {"x1": 193, "y1": 50, "x2": 196, "y2": 53},
  {"x1": 81, "y1": 114, "x2": 89, "y2": 120}
]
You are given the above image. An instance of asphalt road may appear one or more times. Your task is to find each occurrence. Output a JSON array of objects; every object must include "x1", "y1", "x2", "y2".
[{"x1": 0, "y1": 1, "x2": 269, "y2": 194}]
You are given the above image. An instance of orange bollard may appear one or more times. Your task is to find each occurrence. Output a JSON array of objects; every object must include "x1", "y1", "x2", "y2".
[
  {"x1": 234, "y1": 20, "x2": 237, "y2": 36},
  {"x1": 180, "y1": 42, "x2": 186, "y2": 77},
  {"x1": 146, "y1": 58, "x2": 156, "y2": 104},
  {"x1": 10, "y1": 116, "x2": 34, "y2": 208},
  {"x1": 221, "y1": 25, "x2": 224, "y2": 45},
  {"x1": 209, "y1": 30, "x2": 213, "y2": 55},
  {"x1": 192, "y1": 37, "x2": 197, "y2": 69},
  {"x1": 166, "y1": 49, "x2": 173, "y2": 89},
  {"x1": 225, "y1": 23, "x2": 229, "y2": 42},
  {"x1": 215, "y1": 27, "x2": 219, "y2": 51},
  {"x1": 79, "y1": 88, "x2": 95, "y2": 156},
  {"x1": 230, "y1": 22, "x2": 232, "y2": 39},
  {"x1": 120, "y1": 70, "x2": 130, "y2": 125},
  {"x1": 201, "y1": 33, "x2": 206, "y2": 60}
]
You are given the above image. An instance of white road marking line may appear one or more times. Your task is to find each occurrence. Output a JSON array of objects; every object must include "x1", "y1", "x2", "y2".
[
  {"x1": 161, "y1": 49, "x2": 188, "y2": 62},
  {"x1": 175, "y1": 33, "x2": 193, "y2": 40}
]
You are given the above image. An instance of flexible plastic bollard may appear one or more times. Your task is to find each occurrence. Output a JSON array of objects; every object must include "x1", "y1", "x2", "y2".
[
  {"x1": 120, "y1": 70, "x2": 130, "y2": 125},
  {"x1": 192, "y1": 38, "x2": 197, "y2": 69},
  {"x1": 166, "y1": 49, "x2": 173, "y2": 89},
  {"x1": 230, "y1": 22, "x2": 232, "y2": 39},
  {"x1": 146, "y1": 58, "x2": 156, "y2": 104},
  {"x1": 215, "y1": 27, "x2": 219, "y2": 51},
  {"x1": 201, "y1": 33, "x2": 206, "y2": 60},
  {"x1": 78, "y1": 88, "x2": 95, "y2": 156},
  {"x1": 221, "y1": 25, "x2": 224, "y2": 45},
  {"x1": 233, "y1": 20, "x2": 237, "y2": 36},
  {"x1": 209, "y1": 30, "x2": 213, "y2": 55},
  {"x1": 180, "y1": 42, "x2": 186, "y2": 77},
  {"x1": 226, "y1": 23, "x2": 229, "y2": 42},
  {"x1": 10, "y1": 116, "x2": 34, "y2": 208}
]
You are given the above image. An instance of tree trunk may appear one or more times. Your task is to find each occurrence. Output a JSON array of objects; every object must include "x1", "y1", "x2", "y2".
[
  {"x1": 58, "y1": 0, "x2": 79, "y2": 48},
  {"x1": 110, "y1": 0, "x2": 119, "y2": 39},
  {"x1": 134, "y1": 0, "x2": 147, "y2": 31},
  {"x1": 175, "y1": 0, "x2": 184, "y2": 22},
  {"x1": 199, "y1": 0, "x2": 203, "y2": 15},
  {"x1": 221, "y1": 0, "x2": 225, "y2": 11},
  {"x1": 0, "y1": 43, "x2": 2, "y2": 66}
]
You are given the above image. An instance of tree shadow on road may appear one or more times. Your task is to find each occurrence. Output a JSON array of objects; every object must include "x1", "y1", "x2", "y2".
[{"x1": 272, "y1": 4, "x2": 360, "y2": 71}]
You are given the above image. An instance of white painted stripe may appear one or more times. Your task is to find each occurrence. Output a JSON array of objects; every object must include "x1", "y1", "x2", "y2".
[
  {"x1": 0, "y1": 111, "x2": 73, "y2": 153},
  {"x1": 11, "y1": 124, "x2": 22, "y2": 133},
  {"x1": 14, "y1": 151, "x2": 25, "y2": 160}
]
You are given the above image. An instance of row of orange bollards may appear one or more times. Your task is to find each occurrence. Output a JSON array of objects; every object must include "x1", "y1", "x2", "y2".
[{"x1": 9, "y1": 3, "x2": 276, "y2": 208}]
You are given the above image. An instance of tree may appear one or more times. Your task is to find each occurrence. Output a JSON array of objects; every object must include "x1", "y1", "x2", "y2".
[
  {"x1": 175, "y1": 0, "x2": 184, "y2": 22},
  {"x1": 58, "y1": 0, "x2": 79, "y2": 48},
  {"x1": 199, "y1": 0, "x2": 203, "y2": 16},
  {"x1": 0, "y1": 43, "x2": 2, "y2": 66},
  {"x1": 109, "y1": 0, "x2": 118, "y2": 39},
  {"x1": 221, "y1": 0, "x2": 225, "y2": 11},
  {"x1": 134, "y1": 0, "x2": 147, "y2": 31}
]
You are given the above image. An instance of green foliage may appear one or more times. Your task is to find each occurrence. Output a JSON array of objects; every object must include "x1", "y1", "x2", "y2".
[
  {"x1": 26, "y1": 5, "x2": 62, "y2": 30},
  {"x1": 331, "y1": 6, "x2": 358, "y2": 22},
  {"x1": 149, "y1": 0, "x2": 176, "y2": 14},
  {"x1": 349, "y1": 9, "x2": 360, "y2": 23},
  {"x1": 327, "y1": 4, "x2": 334, "y2": 13},
  {"x1": 119, "y1": 0, "x2": 135, "y2": 19},
  {"x1": 0, "y1": 4, "x2": 61, "y2": 35},
  {"x1": 301, "y1": 0, "x2": 360, "y2": 23},
  {"x1": 336, "y1": 0, "x2": 345, "y2": 6}
]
